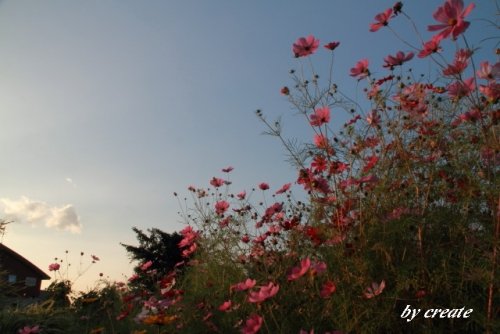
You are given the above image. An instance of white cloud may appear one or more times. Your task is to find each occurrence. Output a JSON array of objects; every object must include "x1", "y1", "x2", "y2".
[
  {"x1": 0, "y1": 196, "x2": 82, "y2": 233},
  {"x1": 65, "y1": 177, "x2": 77, "y2": 187}
]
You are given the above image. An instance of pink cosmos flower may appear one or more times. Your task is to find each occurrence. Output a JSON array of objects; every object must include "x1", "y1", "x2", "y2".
[
  {"x1": 218, "y1": 300, "x2": 232, "y2": 312},
  {"x1": 210, "y1": 177, "x2": 225, "y2": 188},
  {"x1": 215, "y1": 200, "x2": 230, "y2": 215},
  {"x1": 320, "y1": 280, "x2": 337, "y2": 298},
  {"x1": 241, "y1": 314, "x2": 263, "y2": 334},
  {"x1": 428, "y1": 0, "x2": 475, "y2": 40},
  {"x1": 455, "y1": 48, "x2": 473, "y2": 62},
  {"x1": 219, "y1": 216, "x2": 231, "y2": 228},
  {"x1": 383, "y1": 51, "x2": 414, "y2": 69},
  {"x1": 324, "y1": 41, "x2": 340, "y2": 50},
  {"x1": 128, "y1": 273, "x2": 139, "y2": 282},
  {"x1": 258, "y1": 183, "x2": 269, "y2": 191},
  {"x1": 418, "y1": 35, "x2": 443, "y2": 58},
  {"x1": 370, "y1": 8, "x2": 393, "y2": 32},
  {"x1": 222, "y1": 166, "x2": 234, "y2": 173},
  {"x1": 366, "y1": 110, "x2": 381, "y2": 126},
  {"x1": 179, "y1": 226, "x2": 198, "y2": 248},
  {"x1": 479, "y1": 82, "x2": 500, "y2": 101},
  {"x1": 447, "y1": 77, "x2": 475, "y2": 99},
  {"x1": 292, "y1": 35, "x2": 320, "y2": 58},
  {"x1": 237, "y1": 190, "x2": 246, "y2": 200},
  {"x1": 48, "y1": 263, "x2": 60, "y2": 271},
  {"x1": 452, "y1": 108, "x2": 482, "y2": 126},
  {"x1": 18, "y1": 325, "x2": 40, "y2": 334},
  {"x1": 309, "y1": 106, "x2": 331, "y2": 126},
  {"x1": 313, "y1": 134, "x2": 329, "y2": 149},
  {"x1": 140, "y1": 260, "x2": 153, "y2": 271},
  {"x1": 182, "y1": 242, "x2": 197, "y2": 257},
  {"x1": 443, "y1": 59, "x2": 468, "y2": 76},
  {"x1": 275, "y1": 183, "x2": 291, "y2": 195},
  {"x1": 247, "y1": 282, "x2": 279, "y2": 303},
  {"x1": 363, "y1": 155, "x2": 379, "y2": 173},
  {"x1": 232, "y1": 278, "x2": 257, "y2": 291},
  {"x1": 350, "y1": 59, "x2": 370, "y2": 80},
  {"x1": 477, "y1": 61, "x2": 500, "y2": 81},
  {"x1": 364, "y1": 280, "x2": 386, "y2": 299},
  {"x1": 310, "y1": 261, "x2": 327, "y2": 275},
  {"x1": 288, "y1": 257, "x2": 311, "y2": 281}
]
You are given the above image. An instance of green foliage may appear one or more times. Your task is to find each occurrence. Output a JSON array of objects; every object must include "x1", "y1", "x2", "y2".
[
  {"x1": 0, "y1": 300, "x2": 73, "y2": 334},
  {"x1": 45, "y1": 280, "x2": 72, "y2": 308}
]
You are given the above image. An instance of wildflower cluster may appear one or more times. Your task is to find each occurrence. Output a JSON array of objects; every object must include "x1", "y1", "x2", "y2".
[{"x1": 117, "y1": 1, "x2": 498, "y2": 332}]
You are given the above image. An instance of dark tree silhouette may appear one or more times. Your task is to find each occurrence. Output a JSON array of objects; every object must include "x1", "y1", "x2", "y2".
[{"x1": 120, "y1": 227, "x2": 183, "y2": 290}]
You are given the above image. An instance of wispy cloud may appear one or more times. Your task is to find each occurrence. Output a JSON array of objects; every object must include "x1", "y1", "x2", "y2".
[
  {"x1": 65, "y1": 177, "x2": 77, "y2": 187},
  {"x1": 0, "y1": 196, "x2": 82, "y2": 233}
]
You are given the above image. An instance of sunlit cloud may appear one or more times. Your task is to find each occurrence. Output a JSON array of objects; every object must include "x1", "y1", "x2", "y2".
[{"x1": 0, "y1": 196, "x2": 82, "y2": 233}]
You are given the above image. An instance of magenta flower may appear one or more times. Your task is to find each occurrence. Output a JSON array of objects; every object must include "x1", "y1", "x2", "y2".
[
  {"x1": 452, "y1": 108, "x2": 482, "y2": 126},
  {"x1": 383, "y1": 51, "x2": 414, "y2": 69},
  {"x1": 275, "y1": 183, "x2": 291, "y2": 195},
  {"x1": 236, "y1": 190, "x2": 246, "y2": 200},
  {"x1": 218, "y1": 300, "x2": 232, "y2": 312},
  {"x1": 366, "y1": 110, "x2": 381, "y2": 126},
  {"x1": 418, "y1": 35, "x2": 443, "y2": 58},
  {"x1": 210, "y1": 177, "x2": 225, "y2": 188},
  {"x1": 479, "y1": 82, "x2": 500, "y2": 101},
  {"x1": 324, "y1": 41, "x2": 340, "y2": 51},
  {"x1": 311, "y1": 261, "x2": 327, "y2": 275},
  {"x1": 320, "y1": 280, "x2": 337, "y2": 298},
  {"x1": 258, "y1": 182, "x2": 270, "y2": 191},
  {"x1": 443, "y1": 59, "x2": 468, "y2": 76},
  {"x1": 477, "y1": 61, "x2": 500, "y2": 81},
  {"x1": 48, "y1": 263, "x2": 60, "y2": 271},
  {"x1": 18, "y1": 326, "x2": 40, "y2": 334},
  {"x1": 232, "y1": 278, "x2": 257, "y2": 291},
  {"x1": 350, "y1": 59, "x2": 370, "y2": 79},
  {"x1": 181, "y1": 242, "x2": 197, "y2": 258},
  {"x1": 313, "y1": 134, "x2": 328, "y2": 149},
  {"x1": 428, "y1": 0, "x2": 475, "y2": 40},
  {"x1": 292, "y1": 35, "x2": 320, "y2": 58},
  {"x1": 309, "y1": 106, "x2": 331, "y2": 126},
  {"x1": 140, "y1": 260, "x2": 153, "y2": 271},
  {"x1": 364, "y1": 280, "x2": 386, "y2": 299},
  {"x1": 241, "y1": 314, "x2": 263, "y2": 334},
  {"x1": 447, "y1": 77, "x2": 475, "y2": 99},
  {"x1": 179, "y1": 226, "x2": 198, "y2": 248},
  {"x1": 287, "y1": 257, "x2": 311, "y2": 281},
  {"x1": 370, "y1": 8, "x2": 393, "y2": 32},
  {"x1": 215, "y1": 200, "x2": 230, "y2": 215},
  {"x1": 247, "y1": 282, "x2": 279, "y2": 303}
]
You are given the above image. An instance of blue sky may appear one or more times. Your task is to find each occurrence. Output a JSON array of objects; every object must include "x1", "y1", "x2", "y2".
[{"x1": 0, "y1": 0, "x2": 497, "y2": 291}]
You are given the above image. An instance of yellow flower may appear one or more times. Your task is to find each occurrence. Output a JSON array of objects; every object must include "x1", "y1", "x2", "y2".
[{"x1": 143, "y1": 314, "x2": 178, "y2": 325}]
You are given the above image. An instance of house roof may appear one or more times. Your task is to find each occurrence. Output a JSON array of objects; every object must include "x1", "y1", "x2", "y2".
[{"x1": 0, "y1": 243, "x2": 50, "y2": 280}]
